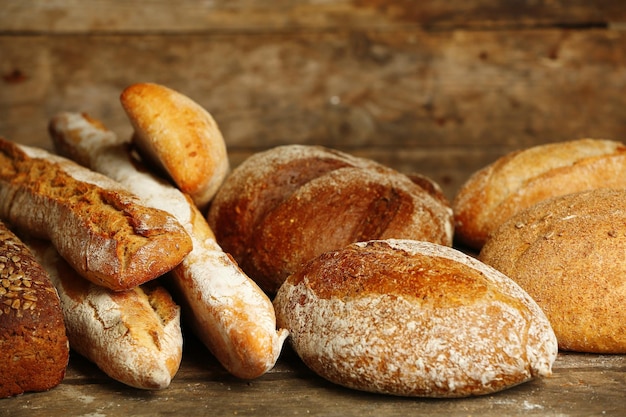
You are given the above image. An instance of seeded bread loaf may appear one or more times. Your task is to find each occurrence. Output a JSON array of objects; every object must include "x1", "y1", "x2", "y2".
[
  {"x1": 0, "y1": 137, "x2": 192, "y2": 291},
  {"x1": 120, "y1": 82, "x2": 229, "y2": 211},
  {"x1": 479, "y1": 188, "x2": 626, "y2": 353},
  {"x1": 0, "y1": 221, "x2": 69, "y2": 398},
  {"x1": 274, "y1": 239, "x2": 557, "y2": 397},
  {"x1": 452, "y1": 138, "x2": 626, "y2": 250},
  {"x1": 207, "y1": 145, "x2": 454, "y2": 294},
  {"x1": 49, "y1": 112, "x2": 288, "y2": 379},
  {"x1": 27, "y1": 238, "x2": 183, "y2": 390}
]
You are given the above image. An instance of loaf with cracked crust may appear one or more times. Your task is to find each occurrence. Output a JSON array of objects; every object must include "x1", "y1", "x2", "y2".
[
  {"x1": 0, "y1": 137, "x2": 192, "y2": 291},
  {"x1": 274, "y1": 239, "x2": 557, "y2": 397},
  {"x1": 479, "y1": 188, "x2": 626, "y2": 353},
  {"x1": 453, "y1": 138, "x2": 626, "y2": 250},
  {"x1": 26, "y1": 238, "x2": 183, "y2": 390},
  {"x1": 207, "y1": 145, "x2": 454, "y2": 295},
  {"x1": 0, "y1": 221, "x2": 69, "y2": 398}
]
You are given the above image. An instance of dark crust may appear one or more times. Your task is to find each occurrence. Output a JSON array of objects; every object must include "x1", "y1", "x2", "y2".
[{"x1": 0, "y1": 221, "x2": 69, "y2": 398}]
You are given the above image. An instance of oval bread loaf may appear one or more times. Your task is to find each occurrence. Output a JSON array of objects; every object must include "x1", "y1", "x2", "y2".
[
  {"x1": 120, "y1": 82, "x2": 229, "y2": 211},
  {"x1": 208, "y1": 145, "x2": 454, "y2": 295},
  {"x1": 479, "y1": 188, "x2": 626, "y2": 353},
  {"x1": 274, "y1": 239, "x2": 557, "y2": 398},
  {"x1": 452, "y1": 138, "x2": 626, "y2": 250}
]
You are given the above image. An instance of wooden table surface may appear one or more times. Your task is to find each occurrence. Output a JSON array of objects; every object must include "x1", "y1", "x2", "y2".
[{"x1": 2, "y1": 332, "x2": 624, "y2": 417}]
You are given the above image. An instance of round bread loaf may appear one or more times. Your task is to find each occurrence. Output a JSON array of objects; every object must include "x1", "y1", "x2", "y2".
[
  {"x1": 273, "y1": 239, "x2": 557, "y2": 398},
  {"x1": 207, "y1": 145, "x2": 454, "y2": 295},
  {"x1": 453, "y1": 138, "x2": 626, "y2": 250},
  {"x1": 479, "y1": 188, "x2": 626, "y2": 353}
]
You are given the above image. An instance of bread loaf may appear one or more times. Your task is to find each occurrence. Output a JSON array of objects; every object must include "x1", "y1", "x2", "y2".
[
  {"x1": 479, "y1": 188, "x2": 626, "y2": 353},
  {"x1": 120, "y1": 82, "x2": 229, "y2": 211},
  {"x1": 453, "y1": 138, "x2": 626, "y2": 250},
  {"x1": 273, "y1": 239, "x2": 557, "y2": 397},
  {"x1": 0, "y1": 137, "x2": 193, "y2": 291},
  {"x1": 49, "y1": 112, "x2": 288, "y2": 379},
  {"x1": 0, "y1": 221, "x2": 69, "y2": 398},
  {"x1": 207, "y1": 145, "x2": 454, "y2": 294},
  {"x1": 26, "y1": 238, "x2": 183, "y2": 390}
]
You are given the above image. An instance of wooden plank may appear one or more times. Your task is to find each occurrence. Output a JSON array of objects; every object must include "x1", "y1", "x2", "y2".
[
  {"x1": 1, "y1": 336, "x2": 624, "y2": 417},
  {"x1": 2, "y1": 29, "x2": 626, "y2": 156},
  {"x1": 1, "y1": 0, "x2": 624, "y2": 33}
]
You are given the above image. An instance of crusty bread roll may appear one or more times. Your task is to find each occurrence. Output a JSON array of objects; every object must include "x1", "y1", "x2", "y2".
[
  {"x1": 26, "y1": 238, "x2": 183, "y2": 390},
  {"x1": 274, "y1": 239, "x2": 557, "y2": 397},
  {"x1": 120, "y1": 82, "x2": 229, "y2": 211},
  {"x1": 49, "y1": 112, "x2": 288, "y2": 379},
  {"x1": 453, "y1": 138, "x2": 626, "y2": 250},
  {"x1": 0, "y1": 137, "x2": 192, "y2": 291},
  {"x1": 207, "y1": 145, "x2": 454, "y2": 295},
  {"x1": 479, "y1": 188, "x2": 626, "y2": 353},
  {"x1": 0, "y1": 221, "x2": 69, "y2": 398}
]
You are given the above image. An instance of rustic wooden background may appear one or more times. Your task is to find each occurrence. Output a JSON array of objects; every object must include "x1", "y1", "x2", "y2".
[{"x1": 3, "y1": 1, "x2": 626, "y2": 201}]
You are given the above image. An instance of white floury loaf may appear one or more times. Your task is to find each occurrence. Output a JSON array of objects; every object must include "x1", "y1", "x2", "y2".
[{"x1": 274, "y1": 239, "x2": 557, "y2": 398}]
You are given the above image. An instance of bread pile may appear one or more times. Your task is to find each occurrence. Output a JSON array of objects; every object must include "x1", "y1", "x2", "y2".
[
  {"x1": 0, "y1": 82, "x2": 288, "y2": 396},
  {"x1": 453, "y1": 139, "x2": 626, "y2": 354},
  {"x1": 9, "y1": 81, "x2": 620, "y2": 399}
]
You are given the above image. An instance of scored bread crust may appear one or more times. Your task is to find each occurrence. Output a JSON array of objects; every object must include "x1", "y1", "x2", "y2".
[
  {"x1": 27, "y1": 238, "x2": 183, "y2": 390},
  {"x1": 49, "y1": 112, "x2": 288, "y2": 379},
  {"x1": 0, "y1": 221, "x2": 69, "y2": 398},
  {"x1": 120, "y1": 82, "x2": 230, "y2": 211},
  {"x1": 0, "y1": 137, "x2": 193, "y2": 291},
  {"x1": 452, "y1": 138, "x2": 626, "y2": 250},
  {"x1": 274, "y1": 239, "x2": 557, "y2": 398},
  {"x1": 208, "y1": 144, "x2": 454, "y2": 295},
  {"x1": 479, "y1": 188, "x2": 626, "y2": 353}
]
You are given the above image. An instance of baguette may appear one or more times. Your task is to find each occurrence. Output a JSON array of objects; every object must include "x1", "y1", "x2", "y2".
[
  {"x1": 0, "y1": 137, "x2": 192, "y2": 291},
  {"x1": 26, "y1": 238, "x2": 183, "y2": 390},
  {"x1": 49, "y1": 112, "x2": 288, "y2": 379},
  {"x1": 452, "y1": 138, "x2": 626, "y2": 250},
  {"x1": 120, "y1": 82, "x2": 229, "y2": 211},
  {"x1": 0, "y1": 220, "x2": 69, "y2": 398}
]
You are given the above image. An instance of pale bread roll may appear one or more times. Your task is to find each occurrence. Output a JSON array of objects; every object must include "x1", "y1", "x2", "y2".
[
  {"x1": 0, "y1": 137, "x2": 192, "y2": 291},
  {"x1": 479, "y1": 188, "x2": 626, "y2": 353},
  {"x1": 274, "y1": 239, "x2": 557, "y2": 397},
  {"x1": 120, "y1": 82, "x2": 229, "y2": 211},
  {"x1": 27, "y1": 238, "x2": 183, "y2": 390},
  {"x1": 49, "y1": 112, "x2": 288, "y2": 379},
  {"x1": 453, "y1": 138, "x2": 626, "y2": 250}
]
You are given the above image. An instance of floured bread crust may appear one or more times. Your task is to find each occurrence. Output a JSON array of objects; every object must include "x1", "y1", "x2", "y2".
[
  {"x1": 49, "y1": 112, "x2": 288, "y2": 379},
  {"x1": 274, "y1": 239, "x2": 557, "y2": 398},
  {"x1": 208, "y1": 144, "x2": 454, "y2": 295},
  {"x1": 120, "y1": 82, "x2": 229, "y2": 211},
  {"x1": 0, "y1": 221, "x2": 69, "y2": 398},
  {"x1": 28, "y1": 239, "x2": 182, "y2": 390},
  {"x1": 0, "y1": 137, "x2": 193, "y2": 291},
  {"x1": 453, "y1": 138, "x2": 626, "y2": 250},
  {"x1": 480, "y1": 188, "x2": 626, "y2": 353}
]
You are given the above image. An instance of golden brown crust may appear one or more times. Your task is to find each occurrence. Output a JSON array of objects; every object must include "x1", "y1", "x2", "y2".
[
  {"x1": 0, "y1": 137, "x2": 192, "y2": 291},
  {"x1": 207, "y1": 145, "x2": 454, "y2": 295},
  {"x1": 479, "y1": 188, "x2": 626, "y2": 353},
  {"x1": 452, "y1": 139, "x2": 626, "y2": 250},
  {"x1": 26, "y1": 238, "x2": 183, "y2": 390},
  {"x1": 274, "y1": 239, "x2": 557, "y2": 397},
  {"x1": 0, "y1": 221, "x2": 69, "y2": 398},
  {"x1": 120, "y1": 82, "x2": 229, "y2": 211}
]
